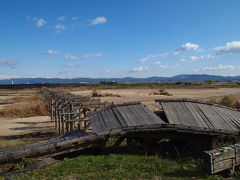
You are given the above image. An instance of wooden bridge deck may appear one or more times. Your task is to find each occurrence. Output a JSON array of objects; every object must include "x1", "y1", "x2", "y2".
[
  {"x1": 89, "y1": 99, "x2": 240, "y2": 136},
  {"x1": 90, "y1": 102, "x2": 166, "y2": 135},
  {"x1": 156, "y1": 99, "x2": 240, "y2": 135}
]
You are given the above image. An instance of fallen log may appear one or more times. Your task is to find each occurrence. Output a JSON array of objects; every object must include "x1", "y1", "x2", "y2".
[{"x1": 0, "y1": 130, "x2": 107, "y2": 164}]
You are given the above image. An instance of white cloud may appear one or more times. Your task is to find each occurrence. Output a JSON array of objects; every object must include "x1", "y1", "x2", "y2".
[
  {"x1": 0, "y1": 59, "x2": 20, "y2": 69},
  {"x1": 154, "y1": 61, "x2": 161, "y2": 65},
  {"x1": 36, "y1": 18, "x2": 47, "y2": 27},
  {"x1": 180, "y1": 54, "x2": 214, "y2": 62},
  {"x1": 54, "y1": 24, "x2": 66, "y2": 33},
  {"x1": 174, "y1": 42, "x2": 200, "y2": 54},
  {"x1": 139, "y1": 53, "x2": 167, "y2": 63},
  {"x1": 64, "y1": 55, "x2": 79, "y2": 60},
  {"x1": 45, "y1": 50, "x2": 59, "y2": 55},
  {"x1": 139, "y1": 42, "x2": 200, "y2": 64},
  {"x1": 0, "y1": 75, "x2": 22, "y2": 80},
  {"x1": 104, "y1": 69, "x2": 111, "y2": 73},
  {"x1": 181, "y1": 42, "x2": 200, "y2": 51},
  {"x1": 57, "y1": 16, "x2": 66, "y2": 21},
  {"x1": 72, "y1": 16, "x2": 79, "y2": 21},
  {"x1": 158, "y1": 64, "x2": 180, "y2": 70},
  {"x1": 201, "y1": 64, "x2": 240, "y2": 71},
  {"x1": 90, "y1": 16, "x2": 107, "y2": 25},
  {"x1": 55, "y1": 24, "x2": 66, "y2": 30},
  {"x1": 191, "y1": 69, "x2": 198, "y2": 73},
  {"x1": 0, "y1": 74, "x2": 39, "y2": 80},
  {"x1": 58, "y1": 71, "x2": 69, "y2": 75},
  {"x1": 63, "y1": 64, "x2": 80, "y2": 68},
  {"x1": 131, "y1": 66, "x2": 149, "y2": 72},
  {"x1": 65, "y1": 53, "x2": 104, "y2": 60},
  {"x1": 214, "y1": 41, "x2": 240, "y2": 54}
]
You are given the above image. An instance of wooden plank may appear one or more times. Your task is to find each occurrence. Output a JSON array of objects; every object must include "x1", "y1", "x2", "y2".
[
  {"x1": 223, "y1": 109, "x2": 240, "y2": 128},
  {"x1": 204, "y1": 145, "x2": 240, "y2": 174},
  {"x1": 211, "y1": 106, "x2": 239, "y2": 132},
  {"x1": 211, "y1": 148, "x2": 235, "y2": 163},
  {"x1": 138, "y1": 104, "x2": 165, "y2": 124},
  {"x1": 208, "y1": 106, "x2": 235, "y2": 131},
  {"x1": 105, "y1": 108, "x2": 121, "y2": 129},
  {"x1": 213, "y1": 159, "x2": 235, "y2": 173},
  {"x1": 135, "y1": 105, "x2": 155, "y2": 124},
  {"x1": 199, "y1": 104, "x2": 233, "y2": 131},
  {"x1": 181, "y1": 102, "x2": 204, "y2": 127},
  {"x1": 199, "y1": 104, "x2": 228, "y2": 130},
  {"x1": 185, "y1": 102, "x2": 209, "y2": 128},
  {"x1": 171, "y1": 102, "x2": 189, "y2": 126},
  {"x1": 173, "y1": 102, "x2": 197, "y2": 127},
  {"x1": 194, "y1": 104, "x2": 216, "y2": 129},
  {"x1": 116, "y1": 106, "x2": 135, "y2": 126},
  {"x1": 130, "y1": 105, "x2": 152, "y2": 125},
  {"x1": 100, "y1": 110, "x2": 112, "y2": 131},
  {"x1": 112, "y1": 107, "x2": 127, "y2": 127},
  {"x1": 96, "y1": 112, "x2": 109, "y2": 133},
  {"x1": 161, "y1": 102, "x2": 180, "y2": 125},
  {"x1": 120, "y1": 106, "x2": 140, "y2": 126},
  {"x1": 91, "y1": 113, "x2": 104, "y2": 133},
  {"x1": 125, "y1": 105, "x2": 144, "y2": 126}
]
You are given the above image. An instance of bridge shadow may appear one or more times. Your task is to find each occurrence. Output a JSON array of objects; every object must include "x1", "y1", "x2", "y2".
[
  {"x1": 15, "y1": 121, "x2": 51, "y2": 125},
  {"x1": 10, "y1": 126, "x2": 53, "y2": 131},
  {"x1": 8, "y1": 121, "x2": 54, "y2": 131}
]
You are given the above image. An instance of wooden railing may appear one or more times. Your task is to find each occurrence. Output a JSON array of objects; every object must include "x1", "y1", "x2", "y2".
[{"x1": 41, "y1": 87, "x2": 113, "y2": 134}]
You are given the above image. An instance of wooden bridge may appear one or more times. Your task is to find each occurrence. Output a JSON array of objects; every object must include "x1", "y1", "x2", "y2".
[
  {"x1": 1, "y1": 88, "x2": 240, "y2": 168},
  {"x1": 41, "y1": 87, "x2": 112, "y2": 133}
]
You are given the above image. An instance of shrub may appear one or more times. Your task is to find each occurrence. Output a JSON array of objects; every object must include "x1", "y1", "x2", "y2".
[
  {"x1": 91, "y1": 88, "x2": 100, "y2": 97},
  {"x1": 209, "y1": 95, "x2": 240, "y2": 109},
  {"x1": 153, "y1": 88, "x2": 172, "y2": 96}
]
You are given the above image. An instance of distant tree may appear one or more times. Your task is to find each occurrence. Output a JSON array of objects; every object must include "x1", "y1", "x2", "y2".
[{"x1": 204, "y1": 80, "x2": 214, "y2": 85}]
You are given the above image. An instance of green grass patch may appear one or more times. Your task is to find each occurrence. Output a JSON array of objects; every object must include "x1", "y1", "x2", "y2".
[{"x1": 4, "y1": 154, "x2": 234, "y2": 180}]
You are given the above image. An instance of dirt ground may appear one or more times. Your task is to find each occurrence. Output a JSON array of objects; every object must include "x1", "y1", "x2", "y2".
[
  {"x1": 0, "y1": 116, "x2": 52, "y2": 136},
  {"x1": 0, "y1": 89, "x2": 54, "y2": 136},
  {"x1": 0, "y1": 87, "x2": 240, "y2": 136},
  {"x1": 72, "y1": 88, "x2": 240, "y2": 111}
]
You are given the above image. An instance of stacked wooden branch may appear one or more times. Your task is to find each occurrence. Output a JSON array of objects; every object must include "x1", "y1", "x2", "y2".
[
  {"x1": 204, "y1": 144, "x2": 240, "y2": 174},
  {"x1": 41, "y1": 87, "x2": 113, "y2": 134}
]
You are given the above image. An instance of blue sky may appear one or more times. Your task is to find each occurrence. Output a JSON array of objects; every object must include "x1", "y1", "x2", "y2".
[{"x1": 0, "y1": 0, "x2": 240, "y2": 79}]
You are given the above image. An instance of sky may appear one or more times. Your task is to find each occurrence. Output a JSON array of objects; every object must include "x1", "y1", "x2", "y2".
[{"x1": 0, "y1": 0, "x2": 240, "y2": 79}]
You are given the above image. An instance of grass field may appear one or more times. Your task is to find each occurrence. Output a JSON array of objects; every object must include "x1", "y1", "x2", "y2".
[
  {"x1": 0, "y1": 137, "x2": 239, "y2": 180},
  {"x1": 1, "y1": 154, "x2": 234, "y2": 180}
]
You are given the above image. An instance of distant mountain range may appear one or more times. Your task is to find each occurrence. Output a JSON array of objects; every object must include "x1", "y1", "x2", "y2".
[{"x1": 0, "y1": 74, "x2": 240, "y2": 84}]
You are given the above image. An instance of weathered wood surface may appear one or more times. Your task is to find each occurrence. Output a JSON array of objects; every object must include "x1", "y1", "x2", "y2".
[
  {"x1": 156, "y1": 99, "x2": 240, "y2": 135},
  {"x1": 204, "y1": 144, "x2": 240, "y2": 174},
  {"x1": 0, "y1": 131, "x2": 103, "y2": 164},
  {"x1": 90, "y1": 100, "x2": 240, "y2": 136},
  {"x1": 90, "y1": 103, "x2": 166, "y2": 134},
  {"x1": 41, "y1": 87, "x2": 111, "y2": 134}
]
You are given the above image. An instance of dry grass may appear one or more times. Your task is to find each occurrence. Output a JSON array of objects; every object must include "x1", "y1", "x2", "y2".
[
  {"x1": 0, "y1": 94, "x2": 49, "y2": 118},
  {"x1": 209, "y1": 95, "x2": 240, "y2": 109},
  {"x1": 91, "y1": 88, "x2": 121, "y2": 97}
]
